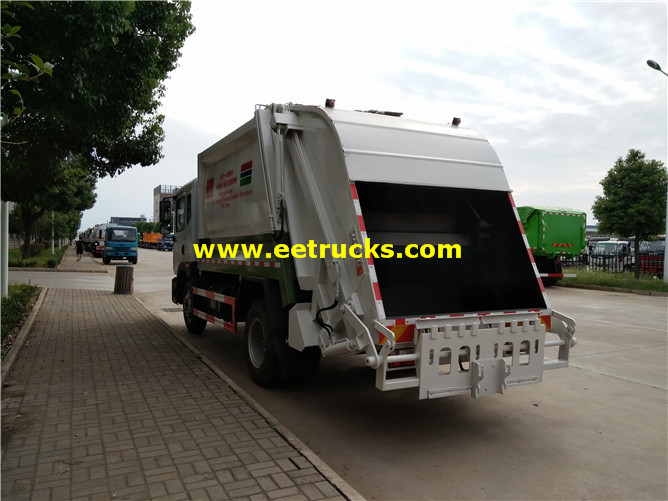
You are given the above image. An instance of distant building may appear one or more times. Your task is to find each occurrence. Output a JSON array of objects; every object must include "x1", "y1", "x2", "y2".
[
  {"x1": 153, "y1": 185, "x2": 180, "y2": 223},
  {"x1": 109, "y1": 216, "x2": 147, "y2": 226}
]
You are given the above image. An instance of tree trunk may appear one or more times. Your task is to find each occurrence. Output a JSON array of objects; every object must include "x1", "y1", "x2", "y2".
[{"x1": 20, "y1": 203, "x2": 44, "y2": 260}]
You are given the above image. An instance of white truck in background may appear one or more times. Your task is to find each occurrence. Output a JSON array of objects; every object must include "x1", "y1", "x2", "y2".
[
  {"x1": 160, "y1": 100, "x2": 576, "y2": 399},
  {"x1": 89, "y1": 223, "x2": 107, "y2": 257}
]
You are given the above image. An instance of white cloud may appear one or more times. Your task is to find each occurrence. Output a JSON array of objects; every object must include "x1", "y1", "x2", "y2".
[{"x1": 80, "y1": 0, "x2": 667, "y2": 231}]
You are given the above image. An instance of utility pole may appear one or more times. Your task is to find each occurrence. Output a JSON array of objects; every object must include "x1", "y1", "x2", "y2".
[{"x1": 646, "y1": 60, "x2": 668, "y2": 283}]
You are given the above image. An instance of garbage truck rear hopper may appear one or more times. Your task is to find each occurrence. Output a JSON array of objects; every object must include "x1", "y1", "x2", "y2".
[{"x1": 162, "y1": 101, "x2": 576, "y2": 399}]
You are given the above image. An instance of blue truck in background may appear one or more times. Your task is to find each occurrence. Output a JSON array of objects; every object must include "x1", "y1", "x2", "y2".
[
  {"x1": 158, "y1": 234, "x2": 174, "y2": 251},
  {"x1": 103, "y1": 225, "x2": 138, "y2": 264}
]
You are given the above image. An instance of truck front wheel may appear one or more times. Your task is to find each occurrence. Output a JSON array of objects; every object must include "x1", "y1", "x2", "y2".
[
  {"x1": 183, "y1": 282, "x2": 206, "y2": 334},
  {"x1": 245, "y1": 300, "x2": 281, "y2": 387}
]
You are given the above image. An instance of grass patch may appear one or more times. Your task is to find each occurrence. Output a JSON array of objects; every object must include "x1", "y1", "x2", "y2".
[
  {"x1": 8, "y1": 245, "x2": 67, "y2": 268},
  {"x1": 561, "y1": 267, "x2": 668, "y2": 293},
  {"x1": 1, "y1": 284, "x2": 40, "y2": 345}
]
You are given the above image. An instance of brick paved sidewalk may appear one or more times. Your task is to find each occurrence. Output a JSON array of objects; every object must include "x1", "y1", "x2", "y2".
[
  {"x1": 1, "y1": 289, "x2": 357, "y2": 500},
  {"x1": 58, "y1": 243, "x2": 107, "y2": 273}
]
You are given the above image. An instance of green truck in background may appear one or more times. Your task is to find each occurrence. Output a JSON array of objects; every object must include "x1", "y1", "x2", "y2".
[{"x1": 517, "y1": 206, "x2": 586, "y2": 286}]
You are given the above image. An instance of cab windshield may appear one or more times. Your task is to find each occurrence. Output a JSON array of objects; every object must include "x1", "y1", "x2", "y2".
[
  {"x1": 106, "y1": 228, "x2": 137, "y2": 243},
  {"x1": 593, "y1": 243, "x2": 622, "y2": 256}
]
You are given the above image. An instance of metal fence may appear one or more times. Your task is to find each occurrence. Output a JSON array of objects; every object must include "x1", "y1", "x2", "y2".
[{"x1": 562, "y1": 253, "x2": 664, "y2": 276}]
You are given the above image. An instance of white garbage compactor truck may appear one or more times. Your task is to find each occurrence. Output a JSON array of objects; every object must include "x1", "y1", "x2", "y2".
[{"x1": 161, "y1": 101, "x2": 576, "y2": 399}]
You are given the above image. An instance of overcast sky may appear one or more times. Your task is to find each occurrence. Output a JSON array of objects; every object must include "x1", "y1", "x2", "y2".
[{"x1": 80, "y1": 0, "x2": 667, "y2": 232}]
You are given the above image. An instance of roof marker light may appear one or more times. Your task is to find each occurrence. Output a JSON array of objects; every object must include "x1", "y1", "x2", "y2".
[
  {"x1": 452, "y1": 117, "x2": 461, "y2": 126},
  {"x1": 325, "y1": 98, "x2": 336, "y2": 108}
]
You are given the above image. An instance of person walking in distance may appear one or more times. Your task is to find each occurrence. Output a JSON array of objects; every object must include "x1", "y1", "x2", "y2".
[{"x1": 76, "y1": 240, "x2": 84, "y2": 261}]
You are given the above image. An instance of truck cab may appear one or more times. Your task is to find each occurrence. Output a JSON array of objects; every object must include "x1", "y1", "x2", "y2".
[
  {"x1": 159, "y1": 234, "x2": 174, "y2": 251},
  {"x1": 102, "y1": 225, "x2": 138, "y2": 265},
  {"x1": 590, "y1": 239, "x2": 633, "y2": 272}
]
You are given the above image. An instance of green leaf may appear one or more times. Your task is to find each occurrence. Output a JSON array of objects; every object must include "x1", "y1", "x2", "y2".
[
  {"x1": 28, "y1": 53, "x2": 44, "y2": 68},
  {"x1": 42, "y1": 61, "x2": 54, "y2": 75}
]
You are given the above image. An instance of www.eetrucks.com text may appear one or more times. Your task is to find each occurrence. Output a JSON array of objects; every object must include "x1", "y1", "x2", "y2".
[{"x1": 193, "y1": 239, "x2": 461, "y2": 260}]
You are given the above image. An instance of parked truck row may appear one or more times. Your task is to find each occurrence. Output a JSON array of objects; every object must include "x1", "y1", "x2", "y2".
[
  {"x1": 160, "y1": 100, "x2": 577, "y2": 400},
  {"x1": 139, "y1": 231, "x2": 174, "y2": 251},
  {"x1": 79, "y1": 224, "x2": 138, "y2": 264}
]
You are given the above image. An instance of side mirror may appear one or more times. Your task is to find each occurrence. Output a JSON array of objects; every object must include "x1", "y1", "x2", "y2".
[{"x1": 159, "y1": 198, "x2": 173, "y2": 235}]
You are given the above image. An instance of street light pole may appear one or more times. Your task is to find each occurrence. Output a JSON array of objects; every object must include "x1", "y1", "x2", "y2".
[
  {"x1": 646, "y1": 59, "x2": 668, "y2": 283},
  {"x1": 647, "y1": 59, "x2": 668, "y2": 77}
]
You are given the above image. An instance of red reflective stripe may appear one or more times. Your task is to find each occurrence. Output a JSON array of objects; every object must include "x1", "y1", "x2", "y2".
[
  {"x1": 508, "y1": 193, "x2": 516, "y2": 207},
  {"x1": 517, "y1": 219, "x2": 526, "y2": 234},
  {"x1": 350, "y1": 182, "x2": 359, "y2": 200},
  {"x1": 357, "y1": 215, "x2": 366, "y2": 232}
]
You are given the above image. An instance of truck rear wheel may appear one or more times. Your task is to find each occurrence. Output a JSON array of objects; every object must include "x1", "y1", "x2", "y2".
[
  {"x1": 245, "y1": 300, "x2": 281, "y2": 387},
  {"x1": 183, "y1": 282, "x2": 206, "y2": 334}
]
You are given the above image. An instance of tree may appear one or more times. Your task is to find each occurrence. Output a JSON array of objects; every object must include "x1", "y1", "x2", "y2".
[
  {"x1": 1, "y1": 1, "x2": 54, "y2": 128},
  {"x1": 2, "y1": 1, "x2": 194, "y2": 177},
  {"x1": 14, "y1": 156, "x2": 97, "y2": 258},
  {"x1": 1, "y1": 1, "x2": 194, "y2": 257},
  {"x1": 9, "y1": 207, "x2": 82, "y2": 242},
  {"x1": 133, "y1": 221, "x2": 160, "y2": 234},
  {"x1": 592, "y1": 149, "x2": 667, "y2": 278}
]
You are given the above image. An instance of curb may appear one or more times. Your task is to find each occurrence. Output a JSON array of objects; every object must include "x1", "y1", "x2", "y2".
[
  {"x1": 556, "y1": 283, "x2": 668, "y2": 297},
  {"x1": 9, "y1": 267, "x2": 107, "y2": 273},
  {"x1": 1, "y1": 287, "x2": 48, "y2": 382},
  {"x1": 133, "y1": 295, "x2": 367, "y2": 501}
]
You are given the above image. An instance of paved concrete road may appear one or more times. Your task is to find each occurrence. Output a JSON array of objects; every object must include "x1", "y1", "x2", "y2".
[
  {"x1": 162, "y1": 287, "x2": 668, "y2": 500},
  {"x1": 132, "y1": 250, "x2": 668, "y2": 500},
  {"x1": 11, "y1": 250, "x2": 668, "y2": 500}
]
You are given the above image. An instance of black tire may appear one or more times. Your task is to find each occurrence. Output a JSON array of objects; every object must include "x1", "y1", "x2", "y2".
[
  {"x1": 129, "y1": 257, "x2": 138, "y2": 264},
  {"x1": 103, "y1": 256, "x2": 111, "y2": 265},
  {"x1": 183, "y1": 282, "x2": 206, "y2": 334},
  {"x1": 245, "y1": 300, "x2": 282, "y2": 387}
]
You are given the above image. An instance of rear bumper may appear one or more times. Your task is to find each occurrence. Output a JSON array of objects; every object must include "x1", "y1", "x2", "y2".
[{"x1": 369, "y1": 310, "x2": 576, "y2": 400}]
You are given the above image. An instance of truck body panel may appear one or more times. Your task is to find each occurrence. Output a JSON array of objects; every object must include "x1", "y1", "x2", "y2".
[
  {"x1": 332, "y1": 108, "x2": 510, "y2": 191},
  {"x1": 517, "y1": 206, "x2": 586, "y2": 285},
  {"x1": 166, "y1": 102, "x2": 576, "y2": 399},
  {"x1": 140, "y1": 231, "x2": 162, "y2": 249},
  {"x1": 517, "y1": 206, "x2": 586, "y2": 259}
]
